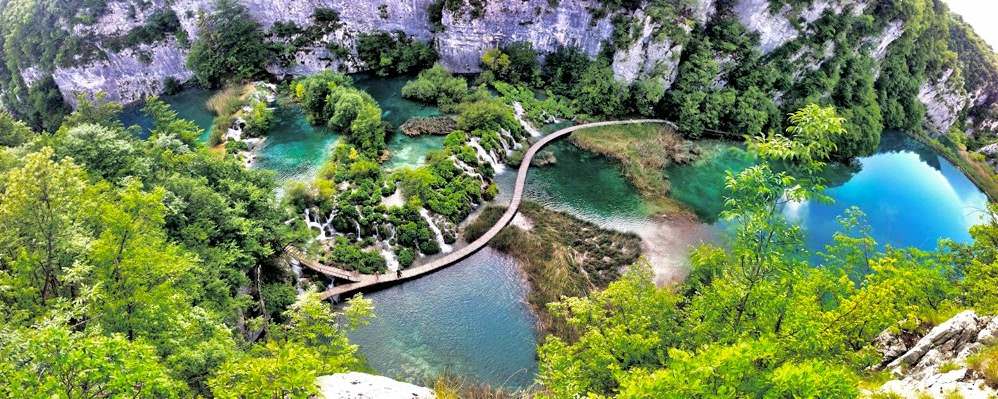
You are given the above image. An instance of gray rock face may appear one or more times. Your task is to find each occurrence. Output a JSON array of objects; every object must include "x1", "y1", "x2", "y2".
[
  {"x1": 52, "y1": 38, "x2": 193, "y2": 107},
  {"x1": 317, "y1": 372, "x2": 434, "y2": 399},
  {"x1": 919, "y1": 68, "x2": 969, "y2": 135},
  {"x1": 611, "y1": 10, "x2": 684, "y2": 85},
  {"x1": 436, "y1": 0, "x2": 614, "y2": 73},
  {"x1": 875, "y1": 310, "x2": 998, "y2": 399}
]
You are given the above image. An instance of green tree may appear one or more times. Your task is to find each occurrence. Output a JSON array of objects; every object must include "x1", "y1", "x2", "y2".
[
  {"x1": 187, "y1": 0, "x2": 271, "y2": 87},
  {"x1": 0, "y1": 325, "x2": 187, "y2": 398}
]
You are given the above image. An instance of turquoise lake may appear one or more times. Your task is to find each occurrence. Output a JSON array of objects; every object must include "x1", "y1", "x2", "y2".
[
  {"x1": 665, "y1": 130, "x2": 990, "y2": 251},
  {"x1": 122, "y1": 82, "x2": 990, "y2": 390}
]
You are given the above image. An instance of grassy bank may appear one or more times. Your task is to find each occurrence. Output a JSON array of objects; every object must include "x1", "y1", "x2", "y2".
[
  {"x1": 568, "y1": 123, "x2": 695, "y2": 214},
  {"x1": 464, "y1": 202, "x2": 641, "y2": 337}
]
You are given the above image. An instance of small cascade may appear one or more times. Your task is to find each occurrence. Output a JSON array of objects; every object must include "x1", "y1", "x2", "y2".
[
  {"x1": 354, "y1": 219, "x2": 362, "y2": 242},
  {"x1": 304, "y1": 208, "x2": 327, "y2": 240},
  {"x1": 451, "y1": 156, "x2": 486, "y2": 184},
  {"x1": 498, "y1": 128, "x2": 517, "y2": 152},
  {"x1": 469, "y1": 139, "x2": 505, "y2": 174},
  {"x1": 513, "y1": 102, "x2": 543, "y2": 137},
  {"x1": 419, "y1": 208, "x2": 452, "y2": 253},
  {"x1": 290, "y1": 259, "x2": 304, "y2": 294},
  {"x1": 380, "y1": 245, "x2": 400, "y2": 272}
]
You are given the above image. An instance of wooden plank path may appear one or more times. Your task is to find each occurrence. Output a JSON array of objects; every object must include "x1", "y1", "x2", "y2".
[
  {"x1": 285, "y1": 246, "x2": 362, "y2": 282},
  {"x1": 291, "y1": 119, "x2": 672, "y2": 300}
]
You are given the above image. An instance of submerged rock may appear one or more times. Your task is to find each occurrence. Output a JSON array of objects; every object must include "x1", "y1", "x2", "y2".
[
  {"x1": 317, "y1": 372, "x2": 434, "y2": 399},
  {"x1": 400, "y1": 116, "x2": 457, "y2": 136},
  {"x1": 874, "y1": 310, "x2": 998, "y2": 398}
]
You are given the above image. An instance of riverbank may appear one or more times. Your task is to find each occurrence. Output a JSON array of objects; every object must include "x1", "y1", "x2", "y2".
[
  {"x1": 568, "y1": 123, "x2": 698, "y2": 215},
  {"x1": 464, "y1": 202, "x2": 641, "y2": 337}
]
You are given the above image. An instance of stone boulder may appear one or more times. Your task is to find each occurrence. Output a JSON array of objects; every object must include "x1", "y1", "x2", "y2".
[
  {"x1": 875, "y1": 310, "x2": 998, "y2": 398},
  {"x1": 317, "y1": 372, "x2": 434, "y2": 399}
]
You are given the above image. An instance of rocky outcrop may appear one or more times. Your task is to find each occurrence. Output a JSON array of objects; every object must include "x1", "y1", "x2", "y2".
[
  {"x1": 874, "y1": 310, "x2": 998, "y2": 398},
  {"x1": 52, "y1": 38, "x2": 193, "y2": 107},
  {"x1": 317, "y1": 372, "x2": 434, "y2": 399},
  {"x1": 436, "y1": 0, "x2": 614, "y2": 73},
  {"x1": 919, "y1": 68, "x2": 970, "y2": 135},
  {"x1": 611, "y1": 10, "x2": 685, "y2": 85}
]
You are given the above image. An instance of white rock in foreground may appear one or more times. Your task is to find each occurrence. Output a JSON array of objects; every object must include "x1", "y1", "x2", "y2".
[
  {"x1": 875, "y1": 310, "x2": 998, "y2": 398},
  {"x1": 317, "y1": 372, "x2": 434, "y2": 399}
]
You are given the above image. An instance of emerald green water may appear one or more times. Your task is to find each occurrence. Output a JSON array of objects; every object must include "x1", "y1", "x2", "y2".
[
  {"x1": 253, "y1": 106, "x2": 340, "y2": 184},
  {"x1": 354, "y1": 74, "x2": 445, "y2": 169},
  {"x1": 524, "y1": 141, "x2": 651, "y2": 229},
  {"x1": 119, "y1": 88, "x2": 215, "y2": 141}
]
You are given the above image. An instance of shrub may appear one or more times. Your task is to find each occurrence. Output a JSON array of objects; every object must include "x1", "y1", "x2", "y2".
[{"x1": 401, "y1": 64, "x2": 468, "y2": 106}]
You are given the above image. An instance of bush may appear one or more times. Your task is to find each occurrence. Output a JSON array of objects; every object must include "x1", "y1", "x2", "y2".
[
  {"x1": 573, "y1": 61, "x2": 629, "y2": 117},
  {"x1": 401, "y1": 64, "x2": 468, "y2": 106},
  {"x1": 480, "y1": 41, "x2": 540, "y2": 85},
  {"x1": 968, "y1": 344, "x2": 998, "y2": 386}
]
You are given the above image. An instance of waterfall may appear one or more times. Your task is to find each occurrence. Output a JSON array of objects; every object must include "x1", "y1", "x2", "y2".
[
  {"x1": 380, "y1": 245, "x2": 400, "y2": 272},
  {"x1": 498, "y1": 128, "x2": 516, "y2": 152},
  {"x1": 354, "y1": 219, "x2": 362, "y2": 242},
  {"x1": 290, "y1": 259, "x2": 304, "y2": 294},
  {"x1": 513, "y1": 102, "x2": 543, "y2": 137},
  {"x1": 419, "y1": 208, "x2": 452, "y2": 253},
  {"x1": 452, "y1": 157, "x2": 486, "y2": 184},
  {"x1": 469, "y1": 139, "x2": 505, "y2": 174},
  {"x1": 304, "y1": 208, "x2": 327, "y2": 240}
]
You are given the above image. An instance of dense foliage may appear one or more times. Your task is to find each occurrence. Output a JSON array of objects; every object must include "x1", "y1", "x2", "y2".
[
  {"x1": 354, "y1": 31, "x2": 437, "y2": 77},
  {"x1": 187, "y1": 0, "x2": 272, "y2": 87},
  {"x1": 0, "y1": 97, "x2": 372, "y2": 397},
  {"x1": 291, "y1": 72, "x2": 387, "y2": 157},
  {"x1": 535, "y1": 104, "x2": 994, "y2": 398}
]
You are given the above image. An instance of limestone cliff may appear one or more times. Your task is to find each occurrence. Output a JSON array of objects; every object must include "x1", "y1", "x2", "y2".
[
  {"x1": 317, "y1": 372, "x2": 434, "y2": 398},
  {"x1": 10, "y1": 0, "x2": 994, "y2": 137},
  {"x1": 873, "y1": 310, "x2": 998, "y2": 398}
]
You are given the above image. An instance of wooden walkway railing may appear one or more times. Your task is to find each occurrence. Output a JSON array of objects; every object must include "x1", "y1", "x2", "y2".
[{"x1": 286, "y1": 119, "x2": 674, "y2": 300}]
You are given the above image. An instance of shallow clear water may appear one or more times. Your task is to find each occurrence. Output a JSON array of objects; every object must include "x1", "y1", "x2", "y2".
[
  {"x1": 119, "y1": 88, "x2": 215, "y2": 141},
  {"x1": 348, "y1": 248, "x2": 538, "y2": 388},
  {"x1": 354, "y1": 74, "x2": 444, "y2": 169},
  {"x1": 254, "y1": 106, "x2": 340, "y2": 185},
  {"x1": 523, "y1": 141, "x2": 651, "y2": 231}
]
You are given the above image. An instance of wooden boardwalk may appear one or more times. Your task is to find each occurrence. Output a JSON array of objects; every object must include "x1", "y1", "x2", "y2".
[{"x1": 292, "y1": 119, "x2": 672, "y2": 300}]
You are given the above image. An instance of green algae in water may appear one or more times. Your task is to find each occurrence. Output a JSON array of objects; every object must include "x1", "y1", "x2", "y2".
[{"x1": 665, "y1": 142, "x2": 757, "y2": 223}]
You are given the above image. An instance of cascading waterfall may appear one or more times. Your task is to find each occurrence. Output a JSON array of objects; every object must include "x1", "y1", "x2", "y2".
[
  {"x1": 513, "y1": 102, "x2": 543, "y2": 137},
  {"x1": 354, "y1": 219, "x2": 362, "y2": 241},
  {"x1": 290, "y1": 259, "x2": 304, "y2": 294},
  {"x1": 380, "y1": 245, "x2": 401, "y2": 272},
  {"x1": 419, "y1": 208, "x2": 452, "y2": 253},
  {"x1": 469, "y1": 139, "x2": 505, "y2": 174}
]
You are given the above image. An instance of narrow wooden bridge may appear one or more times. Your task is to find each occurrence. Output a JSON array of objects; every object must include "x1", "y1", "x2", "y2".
[{"x1": 288, "y1": 119, "x2": 673, "y2": 300}]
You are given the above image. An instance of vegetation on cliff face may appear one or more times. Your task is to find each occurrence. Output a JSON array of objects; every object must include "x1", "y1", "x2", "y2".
[{"x1": 187, "y1": 0, "x2": 272, "y2": 88}]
